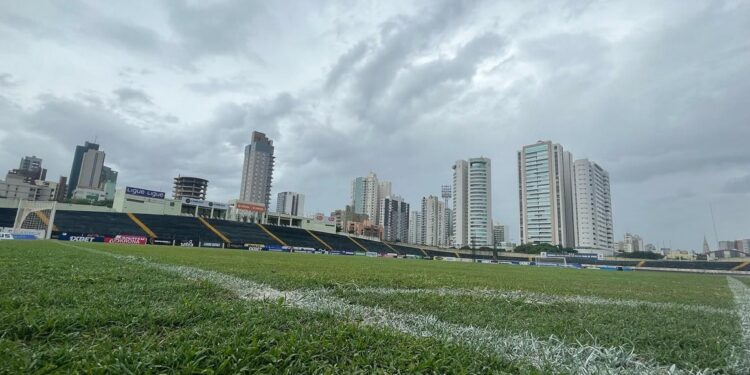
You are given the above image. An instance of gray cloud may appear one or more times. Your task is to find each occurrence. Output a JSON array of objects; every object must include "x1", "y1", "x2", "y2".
[
  {"x1": 186, "y1": 77, "x2": 264, "y2": 94},
  {"x1": 724, "y1": 175, "x2": 750, "y2": 194},
  {"x1": 0, "y1": 73, "x2": 19, "y2": 87},
  {"x1": 113, "y1": 87, "x2": 153, "y2": 106}
]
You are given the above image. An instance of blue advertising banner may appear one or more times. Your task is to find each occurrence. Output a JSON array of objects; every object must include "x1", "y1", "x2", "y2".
[{"x1": 125, "y1": 186, "x2": 166, "y2": 199}]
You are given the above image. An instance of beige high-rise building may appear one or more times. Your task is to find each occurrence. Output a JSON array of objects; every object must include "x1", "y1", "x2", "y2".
[
  {"x1": 572, "y1": 159, "x2": 614, "y2": 251},
  {"x1": 421, "y1": 195, "x2": 445, "y2": 247},
  {"x1": 77, "y1": 149, "x2": 105, "y2": 190},
  {"x1": 240, "y1": 131, "x2": 275, "y2": 209}
]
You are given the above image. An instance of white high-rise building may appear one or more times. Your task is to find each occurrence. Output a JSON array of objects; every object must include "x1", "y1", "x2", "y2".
[
  {"x1": 276, "y1": 192, "x2": 305, "y2": 216},
  {"x1": 452, "y1": 157, "x2": 492, "y2": 248},
  {"x1": 240, "y1": 131, "x2": 275, "y2": 208},
  {"x1": 408, "y1": 211, "x2": 423, "y2": 245},
  {"x1": 351, "y1": 173, "x2": 391, "y2": 225},
  {"x1": 380, "y1": 196, "x2": 409, "y2": 242},
  {"x1": 518, "y1": 141, "x2": 575, "y2": 247},
  {"x1": 421, "y1": 195, "x2": 445, "y2": 247},
  {"x1": 572, "y1": 159, "x2": 614, "y2": 251}
]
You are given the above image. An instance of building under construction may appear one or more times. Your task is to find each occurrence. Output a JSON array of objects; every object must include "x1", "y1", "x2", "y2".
[{"x1": 173, "y1": 176, "x2": 208, "y2": 200}]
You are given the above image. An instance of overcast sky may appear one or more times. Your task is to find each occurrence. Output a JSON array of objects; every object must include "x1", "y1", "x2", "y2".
[{"x1": 1, "y1": 0, "x2": 748, "y2": 249}]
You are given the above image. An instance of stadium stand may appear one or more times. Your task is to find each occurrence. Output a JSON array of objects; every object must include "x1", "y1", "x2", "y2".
[
  {"x1": 387, "y1": 243, "x2": 424, "y2": 256},
  {"x1": 642, "y1": 260, "x2": 742, "y2": 271},
  {"x1": 136, "y1": 214, "x2": 221, "y2": 242},
  {"x1": 356, "y1": 237, "x2": 393, "y2": 253},
  {"x1": 0, "y1": 207, "x2": 16, "y2": 228},
  {"x1": 53, "y1": 211, "x2": 146, "y2": 237},
  {"x1": 206, "y1": 219, "x2": 281, "y2": 246},
  {"x1": 309, "y1": 230, "x2": 359, "y2": 251},
  {"x1": 264, "y1": 225, "x2": 324, "y2": 249}
]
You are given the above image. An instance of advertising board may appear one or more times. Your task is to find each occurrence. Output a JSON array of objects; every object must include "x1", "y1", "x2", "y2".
[
  {"x1": 181, "y1": 198, "x2": 228, "y2": 210},
  {"x1": 125, "y1": 186, "x2": 166, "y2": 199},
  {"x1": 59, "y1": 233, "x2": 105, "y2": 242},
  {"x1": 235, "y1": 201, "x2": 266, "y2": 213},
  {"x1": 178, "y1": 239, "x2": 196, "y2": 247},
  {"x1": 105, "y1": 235, "x2": 148, "y2": 245}
]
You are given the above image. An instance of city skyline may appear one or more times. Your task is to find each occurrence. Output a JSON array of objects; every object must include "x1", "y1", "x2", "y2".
[{"x1": 1, "y1": 1, "x2": 748, "y2": 249}]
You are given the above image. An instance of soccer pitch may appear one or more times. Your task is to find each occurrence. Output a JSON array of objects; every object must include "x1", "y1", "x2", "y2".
[{"x1": 1, "y1": 241, "x2": 749, "y2": 374}]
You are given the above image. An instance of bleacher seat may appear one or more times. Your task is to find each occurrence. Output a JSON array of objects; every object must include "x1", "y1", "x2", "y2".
[
  {"x1": 264, "y1": 225, "x2": 324, "y2": 249},
  {"x1": 356, "y1": 237, "x2": 393, "y2": 253},
  {"x1": 137, "y1": 214, "x2": 221, "y2": 242},
  {"x1": 0, "y1": 207, "x2": 16, "y2": 228},
  {"x1": 309, "y1": 231, "x2": 360, "y2": 251},
  {"x1": 207, "y1": 219, "x2": 280, "y2": 246},
  {"x1": 53, "y1": 211, "x2": 146, "y2": 237},
  {"x1": 388, "y1": 244, "x2": 424, "y2": 256}
]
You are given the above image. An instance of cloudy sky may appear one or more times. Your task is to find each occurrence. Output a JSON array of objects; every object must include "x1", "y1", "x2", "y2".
[{"x1": 1, "y1": 0, "x2": 748, "y2": 249}]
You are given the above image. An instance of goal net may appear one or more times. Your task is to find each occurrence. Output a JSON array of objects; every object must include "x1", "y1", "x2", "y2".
[
  {"x1": 13, "y1": 200, "x2": 57, "y2": 240},
  {"x1": 534, "y1": 255, "x2": 567, "y2": 267}
]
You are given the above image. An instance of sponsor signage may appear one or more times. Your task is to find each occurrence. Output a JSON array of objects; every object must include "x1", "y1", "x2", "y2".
[
  {"x1": 235, "y1": 201, "x2": 266, "y2": 213},
  {"x1": 178, "y1": 239, "x2": 196, "y2": 247},
  {"x1": 226, "y1": 243, "x2": 246, "y2": 249},
  {"x1": 181, "y1": 198, "x2": 228, "y2": 210},
  {"x1": 106, "y1": 235, "x2": 147, "y2": 245},
  {"x1": 126, "y1": 186, "x2": 166, "y2": 199},
  {"x1": 60, "y1": 233, "x2": 105, "y2": 242},
  {"x1": 200, "y1": 242, "x2": 223, "y2": 248},
  {"x1": 152, "y1": 239, "x2": 174, "y2": 246}
]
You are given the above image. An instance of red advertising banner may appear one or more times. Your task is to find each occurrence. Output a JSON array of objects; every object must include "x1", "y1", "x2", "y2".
[
  {"x1": 105, "y1": 235, "x2": 148, "y2": 245},
  {"x1": 235, "y1": 202, "x2": 266, "y2": 213}
]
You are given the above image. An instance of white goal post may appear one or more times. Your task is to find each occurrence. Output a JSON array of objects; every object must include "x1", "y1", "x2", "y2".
[{"x1": 13, "y1": 200, "x2": 57, "y2": 240}]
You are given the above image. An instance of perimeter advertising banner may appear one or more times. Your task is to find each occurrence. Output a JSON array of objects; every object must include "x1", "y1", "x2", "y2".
[
  {"x1": 105, "y1": 235, "x2": 148, "y2": 245},
  {"x1": 59, "y1": 233, "x2": 105, "y2": 242}
]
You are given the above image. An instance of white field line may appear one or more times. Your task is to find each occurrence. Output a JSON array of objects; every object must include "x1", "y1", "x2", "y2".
[
  {"x1": 62, "y1": 243, "x2": 717, "y2": 375},
  {"x1": 726, "y1": 277, "x2": 750, "y2": 372},
  {"x1": 339, "y1": 287, "x2": 735, "y2": 316}
]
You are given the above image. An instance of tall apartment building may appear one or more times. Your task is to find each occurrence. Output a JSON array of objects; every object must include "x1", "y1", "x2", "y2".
[
  {"x1": 618, "y1": 233, "x2": 644, "y2": 253},
  {"x1": 408, "y1": 211, "x2": 423, "y2": 245},
  {"x1": 99, "y1": 166, "x2": 118, "y2": 200},
  {"x1": 493, "y1": 224, "x2": 507, "y2": 245},
  {"x1": 173, "y1": 176, "x2": 208, "y2": 200},
  {"x1": 572, "y1": 159, "x2": 614, "y2": 250},
  {"x1": 351, "y1": 172, "x2": 391, "y2": 225},
  {"x1": 518, "y1": 141, "x2": 575, "y2": 247},
  {"x1": 240, "y1": 131, "x2": 275, "y2": 209},
  {"x1": 380, "y1": 196, "x2": 409, "y2": 242},
  {"x1": 452, "y1": 157, "x2": 493, "y2": 248},
  {"x1": 18, "y1": 156, "x2": 46, "y2": 181},
  {"x1": 276, "y1": 191, "x2": 305, "y2": 216},
  {"x1": 421, "y1": 195, "x2": 445, "y2": 247},
  {"x1": 77, "y1": 148, "x2": 106, "y2": 190},
  {"x1": 67, "y1": 141, "x2": 99, "y2": 199}
]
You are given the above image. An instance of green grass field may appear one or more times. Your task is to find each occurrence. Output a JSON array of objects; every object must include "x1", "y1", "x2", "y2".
[{"x1": 1, "y1": 241, "x2": 749, "y2": 374}]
